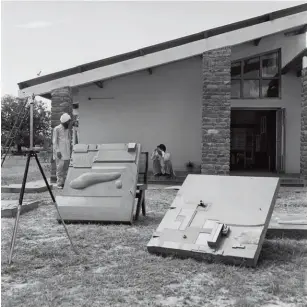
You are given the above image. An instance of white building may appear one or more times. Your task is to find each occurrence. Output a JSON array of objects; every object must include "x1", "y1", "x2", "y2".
[{"x1": 17, "y1": 4, "x2": 307, "y2": 184}]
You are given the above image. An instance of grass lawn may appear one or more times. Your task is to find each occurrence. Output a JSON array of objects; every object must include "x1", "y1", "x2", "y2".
[
  {"x1": 1, "y1": 155, "x2": 51, "y2": 187},
  {"x1": 1, "y1": 157, "x2": 307, "y2": 307}
]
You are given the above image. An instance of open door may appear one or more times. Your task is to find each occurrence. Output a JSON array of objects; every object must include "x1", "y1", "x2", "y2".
[{"x1": 276, "y1": 108, "x2": 286, "y2": 173}]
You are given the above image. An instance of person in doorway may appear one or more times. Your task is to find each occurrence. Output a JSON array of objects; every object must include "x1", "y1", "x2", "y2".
[{"x1": 53, "y1": 113, "x2": 72, "y2": 189}]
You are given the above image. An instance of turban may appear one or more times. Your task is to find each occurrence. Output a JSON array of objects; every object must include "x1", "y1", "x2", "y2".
[{"x1": 60, "y1": 113, "x2": 71, "y2": 124}]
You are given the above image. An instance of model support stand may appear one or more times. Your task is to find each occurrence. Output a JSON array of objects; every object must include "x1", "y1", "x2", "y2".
[{"x1": 8, "y1": 94, "x2": 78, "y2": 264}]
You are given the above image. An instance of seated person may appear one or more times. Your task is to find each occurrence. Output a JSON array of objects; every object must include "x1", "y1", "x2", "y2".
[
  {"x1": 151, "y1": 146, "x2": 162, "y2": 176},
  {"x1": 151, "y1": 144, "x2": 175, "y2": 178}
]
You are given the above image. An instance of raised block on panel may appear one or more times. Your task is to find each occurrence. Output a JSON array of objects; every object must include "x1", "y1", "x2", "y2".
[{"x1": 73, "y1": 144, "x2": 89, "y2": 153}]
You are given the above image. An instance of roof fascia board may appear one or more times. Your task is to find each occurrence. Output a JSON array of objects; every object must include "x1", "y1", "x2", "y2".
[{"x1": 18, "y1": 11, "x2": 307, "y2": 98}]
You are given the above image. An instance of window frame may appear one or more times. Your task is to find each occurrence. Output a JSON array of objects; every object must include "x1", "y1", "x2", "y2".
[{"x1": 231, "y1": 48, "x2": 282, "y2": 99}]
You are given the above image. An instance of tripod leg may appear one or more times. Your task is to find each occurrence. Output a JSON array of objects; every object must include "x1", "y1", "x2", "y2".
[
  {"x1": 8, "y1": 205, "x2": 22, "y2": 265},
  {"x1": 34, "y1": 153, "x2": 78, "y2": 255},
  {"x1": 8, "y1": 153, "x2": 31, "y2": 264}
]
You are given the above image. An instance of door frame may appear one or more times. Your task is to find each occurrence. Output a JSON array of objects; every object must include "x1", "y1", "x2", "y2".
[
  {"x1": 230, "y1": 107, "x2": 283, "y2": 172},
  {"x1": 275, "y1": 108, "x2": 286, "y2": 174}
]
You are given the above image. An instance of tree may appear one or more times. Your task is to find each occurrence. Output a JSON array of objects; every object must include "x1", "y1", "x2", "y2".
[{"x1": 1, "y1": 94, "x2": 51, "y2": 152}]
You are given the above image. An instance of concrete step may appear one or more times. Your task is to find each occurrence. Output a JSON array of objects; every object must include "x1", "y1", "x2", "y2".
[
  {"x1": 1, "y1": 200, "x2": 40, "y2": 218},
  {"x1": 147, "y1": 173, "x2": 305, "y2": 187},
  {"x1": 147, "y1": 174, "x2": 186, "y2": 185},
  {"x1": 280, "y1": 178, "x2": 305, "y2": 187},
  {"x1": 267, "y1": 212, "x2": 307, "y2": 239},
  {"x1": 148, "y1": 178, "x2": 185, "y2": 185},
  {"x1": 1, "y1": 180, "x2": 54, "y2": 193}
]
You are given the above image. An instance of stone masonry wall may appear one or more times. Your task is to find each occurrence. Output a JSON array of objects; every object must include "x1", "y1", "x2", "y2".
[
  {"x1": 301, "y1": 68, "x2": 307, "y2": 181},
  {"x1": 50, "y1": 87, "x2": 73, "y2": 183},
  {"x1": 201, "y1": 46, "x2": 231, "y2": 175}
]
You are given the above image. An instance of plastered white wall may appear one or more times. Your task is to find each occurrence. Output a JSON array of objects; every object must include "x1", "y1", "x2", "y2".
[
  {"x1": 77, "y1": 57, "x2": 203, "y2": 171},
  {"x1": 76, "y1": 31, "x2": 304, "y2": 173}
]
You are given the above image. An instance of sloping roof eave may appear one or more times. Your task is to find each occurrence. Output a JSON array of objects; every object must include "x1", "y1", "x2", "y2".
[
  {"x1": 17, "y1": 3, "x2": 307, "y2": 91},
  {"x1": 281, "y1": 48, "x2": 307, "y2": 74}
]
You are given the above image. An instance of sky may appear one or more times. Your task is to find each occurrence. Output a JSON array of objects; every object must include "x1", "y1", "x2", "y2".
[{"x1": 1, "y1": 0, "x2": 306, "y2": 98}]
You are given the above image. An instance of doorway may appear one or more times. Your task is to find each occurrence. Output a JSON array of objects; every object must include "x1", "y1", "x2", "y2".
[{"x1": 230, "y1": 109, "x2": 280, "y2": 173}]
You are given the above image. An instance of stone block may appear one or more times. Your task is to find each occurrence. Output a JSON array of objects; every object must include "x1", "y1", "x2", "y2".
[
  {"x1": 201, "y1": 46, "x2": 231, "y2": 176},
  {"x1": 301, "y1": 68, "x2": 307, "y2": 181},
  {"x1": 50, "y1": 87, "x2": 74, "y2": 182}
]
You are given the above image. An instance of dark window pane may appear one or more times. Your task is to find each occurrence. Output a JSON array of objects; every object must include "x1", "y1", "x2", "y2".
[
  {"x1": 243, "y1": 80, "x2": 260, "y2": 98},
  {"x1": 231, "y1": 62, "x2": 241, "y2": 78},
  {"x1": 231, "y1": 80, "x2": 241, "y2": 98},
  {"x1": 243, "y1": 57, "x2": 260, "y2": 78},
  {"x1": 262, "y1": 79, "x2": 279, "y2": 98},
  {"x1": 262, "y1": 52, "x2": 279, "y2": 77}
]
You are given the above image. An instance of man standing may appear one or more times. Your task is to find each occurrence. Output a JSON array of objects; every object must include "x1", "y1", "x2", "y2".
[{"x1": 53, "y1": 113, "x2": 72, "y2": 189}]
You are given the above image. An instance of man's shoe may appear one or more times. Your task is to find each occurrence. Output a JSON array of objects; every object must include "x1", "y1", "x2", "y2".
[{"x1": 57, "y1": 184, "x2": 64, "y2": 189}]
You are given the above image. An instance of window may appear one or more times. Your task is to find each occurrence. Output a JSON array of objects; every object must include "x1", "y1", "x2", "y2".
[{"x1": 231, "y1": 50, "x2": 281, "y2": 99}]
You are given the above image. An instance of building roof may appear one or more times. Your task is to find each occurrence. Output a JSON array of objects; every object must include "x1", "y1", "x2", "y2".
[{"x1": 18, "y1": 3, "x2": 307, "y2": 96}]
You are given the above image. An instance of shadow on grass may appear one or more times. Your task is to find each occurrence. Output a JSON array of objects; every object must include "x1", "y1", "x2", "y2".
[
  {"x1": 232, "y1": 298, "x2": 256, "y2": 307},
  {"x1": 135, "y1": 213, "x2": 164, "y2": 227},
  {"x1": 259, "y1": 239, "x2": 307, "y2": 264}
]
